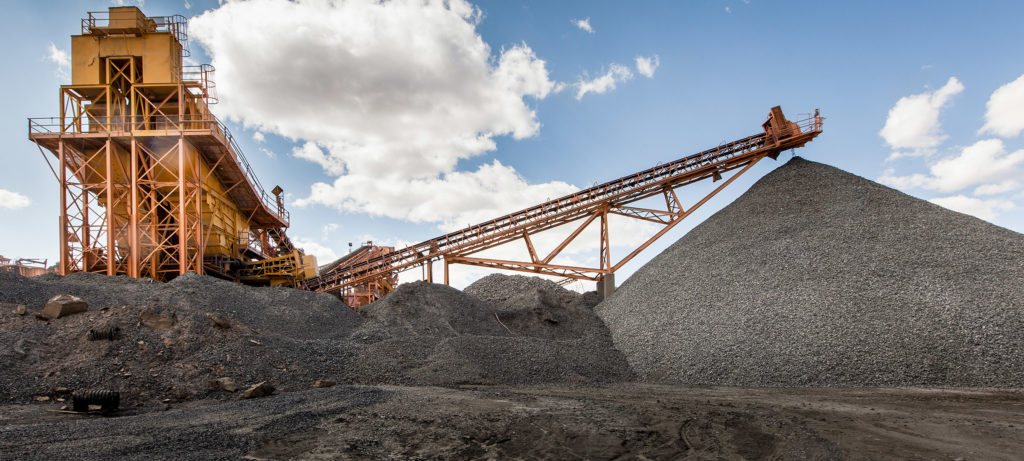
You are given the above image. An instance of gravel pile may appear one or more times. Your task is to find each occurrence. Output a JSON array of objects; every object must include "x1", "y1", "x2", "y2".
[
  {"x1": 350, "y1": 277, "x2": 633, "y2": 385},
  {"x1": 0, "y1": 271, "x2": 360, "y2": 407},
  {"x1": 597, "y1": 156, "x2": 1024, "y2": 387},
  {"x1": 1, "y1": 270, "x2": 634, "y2": 406}
]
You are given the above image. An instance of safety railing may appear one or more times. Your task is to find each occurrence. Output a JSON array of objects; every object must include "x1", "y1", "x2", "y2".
[
  {"x1": 182, "y1": 65, "x2": 218, "y2": 104},
  {"x1": 82, "y1": 11, "x2": 190, "y2": 56},
  {"x1": 28, "y1": 114, "x2": 288, "y2": 227}
]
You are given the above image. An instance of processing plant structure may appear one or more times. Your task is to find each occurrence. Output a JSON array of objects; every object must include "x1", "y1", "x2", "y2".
[
  {"x1": 28, "y1": 6, "x2": 822, "y2": 309},
  {"x1": 28, "y1": 6, "x2": 315, "y2": 286}
]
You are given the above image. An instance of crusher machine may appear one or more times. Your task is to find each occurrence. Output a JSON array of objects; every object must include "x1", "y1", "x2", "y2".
[{"x1": 28, "y1": 6, "x2": 316, "y2": 286}]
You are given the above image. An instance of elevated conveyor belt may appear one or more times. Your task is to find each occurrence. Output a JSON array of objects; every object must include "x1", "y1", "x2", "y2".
[{"x1": 305, "y1": 106, "x2": 823, "y2": 307}]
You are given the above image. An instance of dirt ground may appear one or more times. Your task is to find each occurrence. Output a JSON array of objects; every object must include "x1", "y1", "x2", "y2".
[{"x1": 2, "y1": 384, "x2": 1022, "y2": 460}]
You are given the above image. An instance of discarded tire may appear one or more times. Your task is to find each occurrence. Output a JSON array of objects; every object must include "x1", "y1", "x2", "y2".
[{"x1": 71, "y1": 389, "x2": 120, "y2": 412}]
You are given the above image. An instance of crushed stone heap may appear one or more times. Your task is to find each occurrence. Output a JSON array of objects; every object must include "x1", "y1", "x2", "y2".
[
  {"x1": 350, "y1": 277, "x2": 633, "y2": 386},
  {"x1": 597, "y1": 156, "x2": 1024, "y2": 387},
  {"x1": 0, "y1": 272, "x2": 361, "y2": 406}
]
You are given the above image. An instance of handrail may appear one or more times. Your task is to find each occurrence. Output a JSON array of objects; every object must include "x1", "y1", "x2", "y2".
[
  {"x1": 27, "y1": 114, "x2": 287, "y2": 227},
  {"x1": 81, "y1": 11, "x2": 190, "y2": 56}
]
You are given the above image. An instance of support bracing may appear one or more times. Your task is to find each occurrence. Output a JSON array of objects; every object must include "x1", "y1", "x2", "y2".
[{"x1": 306, "y1": 106, "x2": 824, "y2": 309}]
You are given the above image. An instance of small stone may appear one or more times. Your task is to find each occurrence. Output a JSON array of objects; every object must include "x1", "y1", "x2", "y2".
[
  {"x1": 207, "y1": 314, "x2": 232, "y2": 330},
  {"x1": 242, "y1": 381, "x2": 275, "y2": 399},
  {"x1": 33, "y1": 396, "x2": 50, "y2": 402},
  {"x1": 314, "y1": 380, "x2": 336, "y2": 388},
  {"x1": 14, "y1": 304, "x2": 26, "y2": 315},
  {"x1": 140, "y1": 309, "x2": 176, "y2": 330},
  {"x1": 42, "y1": 295, "x2": 88, "y2": 319},
  {"x1": 210, "y1": 377, "x2": 239, "y2": 392},
  {"x1": 55, "y1": 387, "x2": 70, "y2": 394}
]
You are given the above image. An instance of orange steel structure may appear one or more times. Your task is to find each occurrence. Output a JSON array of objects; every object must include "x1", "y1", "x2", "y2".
[
  {"x1": 306, "y1": 106, "x2": 824, "y2": 308},
  {"x1": 0, "y1": 256, "x2": 52, "y2": 278},
  {"x1": 28, "y1": 7, "x2": 314, "y2": 284},
  {"x1": 318, "y1": 242, "x2": 398, "y2": 307}
]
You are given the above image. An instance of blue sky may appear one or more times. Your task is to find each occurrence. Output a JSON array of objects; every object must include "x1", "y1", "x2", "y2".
[{"x1": 2, "y1": 0, "x2": 1023, "y2": 288}]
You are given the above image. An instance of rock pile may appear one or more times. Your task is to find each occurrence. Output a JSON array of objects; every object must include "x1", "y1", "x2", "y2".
[
  {"x1": 0, "y1": 271, "x2": 360, "y2": 408},
  {"x1": 0, "y1": 271, "x2": 632, "y2": 408},
  {"x1": 350, "y1": 278, "x2": 633, "y2": 386},
  {"x1": 597, "y1": 156, "x2": 1024, "y2": 387}
]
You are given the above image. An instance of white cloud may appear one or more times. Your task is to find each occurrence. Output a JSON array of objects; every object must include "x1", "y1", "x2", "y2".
[
  {"x1": 929, "y1": 195, "x2": 1014, "y2": 221},
  {"x1": 575, "y1": 64, "x2": 633, "y2": 100},
  {"x1": 879, "y1": 77, "x2": 964, "y2": 158},
  {"x1": 292, "y1": 238, "x2": 338, "y2": 266},
  {"x1": 46, "y1": 43, "x2": 70, "y2": 80},
  {"x1": 878, "y1": 139, "x2": 1024, "y2": 193},
  {"x1": 572, "y1": 17, "x2": 593, "y2": 34},
  {"x1": 184, "y1": 0, "x2": 192, "y2": 9},
  {"x1": 259, "y1": 147, "x2": 276, "y2": 158},
  {"x1": 296, "y1": 159, "x2": 577, "y2": 230},
  {"x1": 191, "y1": 0, "x2": 658, "y2": 267},
  {"x1": 725, "y1": 6, "x2": 732, "y2": 13},
  {"x1": 111, "y1": 0, "x2": 145, "y2": 6},
  {"x1": 292, "y1": 142, "x2": 343, "y2": 176},
  {"x1": 0, "y1": 189, "x2": 31, "y2": 209},
  {"x1": 321, "y1": 223, "x2": 340, "y2": 241},
  {"x1": 974, "y1": 180, "x2": 1021, "y2": 196},
  {"x1": 980, "y1": 73, "x2": 1024, "y2": 138},
  {"x1": 635, "y1": 55, "x2": 659, "y2": 78},
  {"x1": 252, "y1": 131, "x2": 265, "y2": 143},
  {"x1": 191, "y1": 0, "x2": 555, "y2": 181}
]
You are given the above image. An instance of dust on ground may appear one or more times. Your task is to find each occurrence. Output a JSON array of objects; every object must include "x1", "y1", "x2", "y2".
[{"x1": 2, "y1": 384, "x2": 1022, "y2": 460}]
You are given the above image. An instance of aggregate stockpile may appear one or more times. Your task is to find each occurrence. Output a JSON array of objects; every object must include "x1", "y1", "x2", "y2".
[
  {"x1": 597, "y1": 156, "x2": 1024, "y2": 387},
  {"x1": 0, "y1": 271, "x2": 627, "y2": 406}
]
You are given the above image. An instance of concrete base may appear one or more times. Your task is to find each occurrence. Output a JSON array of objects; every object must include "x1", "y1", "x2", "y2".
[{"x1": 596, "y1": 273, "x2": 616, "y2": 300}]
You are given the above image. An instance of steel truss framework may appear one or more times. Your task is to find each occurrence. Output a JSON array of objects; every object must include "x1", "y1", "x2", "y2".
[
  {"x1": 37, "y1": 135, "x2": 204, "y2": 279},
  {"x1": 306, "y1": 107, "x2": 824, "y2": 307}
]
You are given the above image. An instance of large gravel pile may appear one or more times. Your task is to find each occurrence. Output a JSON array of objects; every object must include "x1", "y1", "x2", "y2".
[
  {"x1": 597, "y1": 156, "x2": 1024, "y2": 387},
  {"x1": 1, "y1": 270, "x2": 633, "y2": 407},
  {"x1": 350, "y1": 277, "x2": 633, "y2": 385},
  {"x1": 0, "y1": 271, "x2": 361, "y2": 407}
]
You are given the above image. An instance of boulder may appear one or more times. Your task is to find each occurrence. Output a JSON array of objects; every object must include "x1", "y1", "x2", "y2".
[
  {"x1": 241, "y1": 381, "x2": 275, "y2": 399},
  {"x1": 42, "y1": 295, "x2": 88, "y2": 319}
]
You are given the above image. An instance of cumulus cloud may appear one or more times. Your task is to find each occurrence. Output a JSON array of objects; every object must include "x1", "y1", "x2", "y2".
[
  {"x1": 252, "y1": 131, "x2": 265, "y2": 143},
  {"x1": 879, "y1": 77, "x2": 963, "y2": 158},
  {"x1": 878, "y1": 139, "x2": 1024, "y2": 193},
  {"x1": 46, "y1": 43, "x2": 70, "y2": 80},
  {"x1": 291, "y1": 142, "x2": 344, "y2": 176},
  {"x1": 191, "y1": 0, "x2": 557, "y2": 180},
  {"x1": 980, "y1": 73, "x2": 1024, "y2": 138},
  {"x1": 191, "y1": 0, "x2": 659, "y2": 263},
  {"x1": 929, "y1": 195, "x2": 1015, "y2": 221},
  {"x1": 635, "y1": 55, "x2": 659, "y2": 78},
  {"x1": 0, "y1": 189, "x2": 31, "y2": 209},
  {"x1": 296, "y1": 159, "x2": 578, "y2": 230},
  {"x1": 292, "y1": 238, "x2": 338, "y2": 265},
  {"x1": 572, "y1": 17, "x2": 593, "y2": 34},
  {"x1": 575, "y1": 64, "x2": 633, "y2": 100},
  {"x1": 974, "y1": 180, "x2": 1021, "y2": 196}
]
